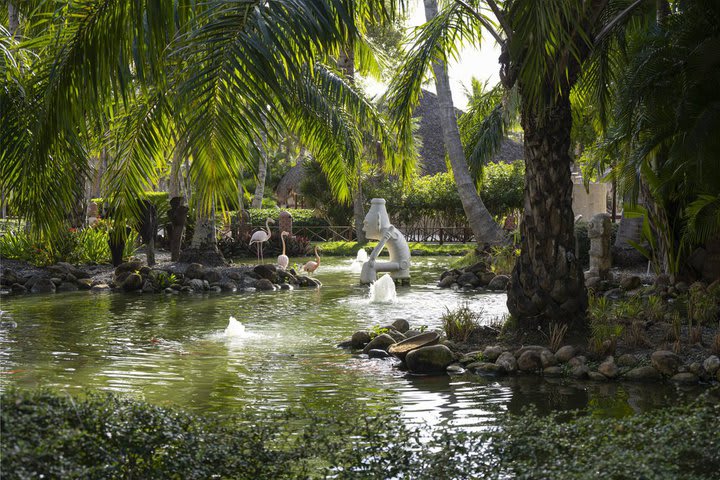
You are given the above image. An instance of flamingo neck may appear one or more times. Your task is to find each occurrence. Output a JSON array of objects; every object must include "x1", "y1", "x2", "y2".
[
  {"x1": 281, "y1": 233, "x2": 286, "y2": 255},
  {"x1": 265, "y1": 219, "x2": 272, "y2": 238}
]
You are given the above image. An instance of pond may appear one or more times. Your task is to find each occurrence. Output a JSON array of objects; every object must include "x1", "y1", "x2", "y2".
[{"x1": 0, "y1": 256, "x2": 699, "y2": 430}]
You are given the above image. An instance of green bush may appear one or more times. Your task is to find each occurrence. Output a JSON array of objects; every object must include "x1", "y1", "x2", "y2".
[
  {"x1": 3, "y1": 389, "x2": 719, "y2": 480},
  {"x1": 442, "y1": 303, "x2": 482, "y2": 342},
  {"x1": 318, "y1": 241, "x2": 473, "y2": 256}
]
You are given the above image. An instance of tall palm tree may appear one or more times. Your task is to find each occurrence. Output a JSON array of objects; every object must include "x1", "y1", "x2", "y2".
[{"x1": 388, "y1": 0, "x2": 654, "y2": 329}]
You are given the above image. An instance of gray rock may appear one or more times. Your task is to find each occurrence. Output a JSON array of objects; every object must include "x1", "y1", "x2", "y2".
[
  {"x1": 460, "y1": 351, "x2": 484, "y2": 365},
  {"x1": 478, "y1": 272, "x2": 496, "y2": 286},
  {"x1": 209, "y1": 285, "x2": 222, "y2": 293},
  {"x1": 473, "y1": 362, "x2": 506, "y2": 376},
  {"x1": 31, "y1": 278, "x2": 56, "y2": 294},
  {"x1": 543, "y1": 366, "x2": 564, "y2": 377},
  {"x1": 255, "y1": 279, "x2": 275, "y2": 291},
  {"x1": 203, "y1": 268, "x2": 222, "y2": 284},
  {"x1": 386, "y1": 330, "x2": 407, "y2": 343},
  {"x1": 571, "y1": 365, "x2": 590, "y2": 379},
  {"x1": 671, "y1": 372, "x2": 699, "y2": 384},
  {"x1": 11, "y1": 283, "x2": 27, "y2": 293},
  {"x1": 496, "y1": 352, "x2": 518, "y2": 373},
  {"x1": 437, "y1": 275, "x2": 457, "y2": 288},
  {"x1": 598, "y1": 357, "x2": 619, "y2": 379},
  {"x1": 253, "y1": 264, "x2": 277, "y2": 281},
  {"x1": 617, "y1": 353, "x2": 640, "y2": 367},
  {"x1": 540, "y1": 350, "x2": 558, "y2": 368},
  {"x1": 703, "y1": 355, "x2": 720, "y2": 376},
  {"x1": 75, "y1": 278, "x2": 93, "y2": 290},
  {"x1": 555, "y1": 345, "x2": 577, "y2": 363},
  {"x1": 482, "y1": 346, "x2": 504, "y2": 362},
  {"x1": 57, "y1": 282, "x2": 79, "y2": 292},
  {"x1": 517, "y1": 350, "x2": 543, "y2": 372},
  {"x1": 568, "y1": 356, "x2": 587, "y2": 367},
  {"x1": 142, "y1": 281, "x2": 156, "y2": 293},
  {"x1": 227, "y1": 271, "x2": 243, "y2": 281},
  {"x1": 466, "y1": 261, "x2": 489, "y2": 274},
  {"x1": 164, "y1": 287, "x2": 179, "y2": 295},
  {"x1": 624, "y1": 366, "x2": 663, "y2": 381},
  {"x1": 404, "y1": 329, "x2": 422, "y2": 338},
  {"x1": 487, "y1": 274, "x2": 510, "y2": 291},
  {"x1": 689, "y1": 362, "x2": 702, "y2": 376},
  {"x1": 367, "y1": 349, "x2": 391, "y2": 359},
  {"x1": 620, "y1": 276, "x2": 641, "y2": 290},
  {"x1": 604, "y1": 288, "x2": 623, "y2": 300},
  {"x1": 220, "y1": 282, "x2": 237, "y2": 292},
  {"x1": 90, "y1": 283, "x2": 111, "y2": 293},
  {"x1": 406, "y1": 345, "x2": 455, "y2": 374},
  {"x1": 187, "y1": 278, "x2": 206, "y2": 292},
  {"x1": 362, "y1": 334, "x2": 396, "y2": 354},
  {"x1": 50, "y1": 277, "x2": 63, "y2": 286},
  {"x1": 456, "y1": 272, "x2": 480, "y2": 287},
  {"x1": 114, "y1": 261, "x2": 143, "y2": 277},
  {"x1": 392, "y1": 319, "x2": 410, "y2": 333},
  {"x1": 651, "y1": 350, "x2": 682, "y2": 376},
  {"x1": 122, "y1": 273, "x2": 143, "y2": 292},
  {"x1": 185, "y1": 263, "x2": 205, "y2": 280},
  {"x1": 514, "y1": 345, "x2": 547, "y2": 358},
  {"x1": 446, "y1": 364, "x2": 465, "y2": 375},
  {"x1": 589, "y1": 371, "x2": 608, "y2": 381},
  {"x1": 351, "y1": 331, "x2": 371, "y2": 349}
]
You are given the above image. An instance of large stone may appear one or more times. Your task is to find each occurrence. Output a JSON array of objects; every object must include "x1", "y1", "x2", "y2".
[
  {"x1": 466, "y1": 261, "x2": 489, "y2": 274},
  {"x1": 122, "y1": 273, "x2": 143, "y2": 292},
  {"x1": 350, "y1": 331, "x2": 371, "y2": 349},
  {"x1": 624, "y1": 366, "x2": 663, "y2": 381},
  {"x1": 517, "y1": 350, "x2": 543, "y2": 372},
  {"x1": 437, "y1": 275, "x2": 457, "y2": 288},
  {"x1": 50, "y1": 262, "x2": 90, "y2": 279},
  {"x1": 185, "y1": 263, "x2": 205, "y2": 280},
  {"x1": 472, "y1": 362, "x2": 507, "y2": 377},
  {"x1": 75, "y1": 278, "x2": 93, "y2": 290},
  {"x1": 392, "y1": 319, "x2": 410, "y2": 333},
  {"x1": 11, "y1": 283, "x2": 27, "y2": 293},
  {"x1": 555, "y1": 345, "x2": 577, "y2": 363},
  {"x1": 703, "y1": 355, "x2": 720, "y2": 376},
  {"x1": 203, "y1": 268, "x2": 222, "y2": 284},
  {"x1": 57, "y1": 282, "x2": 79, "y2": 293},
  {"x1": 478, "y1": 272, "x2": 496, "y2": 286},
  {"x1": 514, "y1": 345, "x2": 547, "y2": 358},
  {"x1": 617, "y1": 353, "x2": 640, "y2": 367},
  {"x1": 387, "y1": 332, "x2": 440, "y2": 360},
  {"x1": 30, "y1": 278, "x2": 56, "y2": 294},
  {"x1": 386, "y1": 330, "x2": 406, "y2": 343},
  {"x1": 367, "y1": 349, "x2": 391, "y2": 359},
  {"x1": 90, "y1": 283, "x2": 111, "y2": 293},
  {"x1": 456, "y1": 272, "x2": 480, "y2": 287},
  {"x1": 446, "y1": 364, "x2": 465, "y2": 375},
  {"x1": 651, "y1": 350, "x2": 682, "y2": 376},
  {"x1": 362, "y1": 334, "x2": 396, "y2": 354},
  {"x1": 588, "y1": 372, "x2": 608, "y2": 381},
  {"x1": 598, "y1": 357, "x2": 619, "y2": 379},
  {"x1": 571, "y1": 365, "x2": 590, "y2": 379},
  {"x1": 496, "y1": 352, "x2": 518, "y2": 373},
  {"x1": 405, "y1": 345, "x2": 455, "y2": 374},
  {"x1": 540, "y1": 350, "x2": 558, "y2": 368},
  {"x1": 186, "y1": 278, "x2": 206, "y2": 292},
  {"x1": 568, "y1": 356, "x2": 587, "y2": 368},
  {"x1": 114, "y1": 261, "x2": 143, "y2": 277},
  {"x1": 482, "y1": 345, "x2": 504, "y2": 362},
  {"x1": 620, "y1": 275, "x2": 642, "y2": 291},
  {"x1": 543, "y1": 366, "x2": 564, "y2": 377},
  {"x1": 487, "y1": 275, "x2": 510, "y2": 291},
  {"x1": 671, "y1": 373, "x2": 699, "y2": 384},
  {"x1": 253, "y1": 264, "x2": 277, "y2": 281},
  {"x1": 254, "y1": 279, "x2": 275, "y2": 291},
  {"x1": 142, "y1": 281, "x2": 156, "y2": 294},
  {"x1": 1, "y1": 269, "x2": 20, "y2": 286},
  {"x1": 220, "y1": 282, "x2": 237, "y2": 292}
]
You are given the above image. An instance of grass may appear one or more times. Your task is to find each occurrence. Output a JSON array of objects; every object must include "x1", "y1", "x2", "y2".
[
  {"x1": 317, "y1": 241, "x2": 474, "y2": 257},
  {"x1": 442, "y1": 303, "x2": 482, "y2": 342}
]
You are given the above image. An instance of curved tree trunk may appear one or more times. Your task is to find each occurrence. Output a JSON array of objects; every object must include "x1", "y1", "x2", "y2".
[
  {"x1": 507, "y1": 94, "x2": 587, "y2": 328},
  {"x1": 179, "y1": 204, "x2": 225, "y2": 266},
  {"x1": 251, "y1": 146, "x2": 267, "y2": 209},
  {"x1": 423, "y1": 0, "x2": 505, "y2": 246}
]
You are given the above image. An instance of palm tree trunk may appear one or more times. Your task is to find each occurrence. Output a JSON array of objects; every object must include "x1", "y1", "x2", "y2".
[
  {"x1": 507, "y1": 93, "x2": 587, "y2": 329},
  {"x1": 251, "y1": 143, "x2": 267, "y2": 209},
  {"x1": 168, "y1": 139, "x2": 188, "y2": 261},
  {"x1": 423, "y1": 0, "x2": 505, "y2": 246},
  {"x1": 8, "y1": 3, "x2": 19, "y2": 39},
  {"x1": 179, "y1": 204, "x2": 225, "y2": 266}
]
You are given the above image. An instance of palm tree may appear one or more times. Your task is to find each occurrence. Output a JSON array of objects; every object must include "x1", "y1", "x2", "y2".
[
  {"x1": 1, "y1": 0, "x2": 412, "y2": 265},
  {"x1": 388, "y1": 0, "x2": 655, "y2": 329}
]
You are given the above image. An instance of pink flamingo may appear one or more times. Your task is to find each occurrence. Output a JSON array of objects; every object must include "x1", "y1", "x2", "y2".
[
  {"x1": 277, "y1": 231, "x2": 290, "y2": 270},
  {"x1": 249, "y1": 218, "x2": 274, "y2": 263},
  {"x1": 302, "y1": 246, "x2": 321, "y2": 275}
]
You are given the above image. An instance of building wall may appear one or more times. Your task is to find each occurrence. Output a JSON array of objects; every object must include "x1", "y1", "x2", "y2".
[{"x1": 572, "y1": 180, "x2": 608, "y2": 221}]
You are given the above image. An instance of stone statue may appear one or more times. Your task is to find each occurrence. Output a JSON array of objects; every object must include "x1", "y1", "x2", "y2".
[
  {"x1": 584, "y1": 213, "x2": 612, "y2": 288},
  {"x1": 360, "y1": 198, "x2": 411, "y2": 285}
]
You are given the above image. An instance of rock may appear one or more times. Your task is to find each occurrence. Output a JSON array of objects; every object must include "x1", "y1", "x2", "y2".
[
  {"x1": 717, "y1": 369, "x2": 720, "y2": 382},
  {"x1": 142, "y1": 281, "x2": 156, "y2": 293},
  {"x1": 24, "y1": 275, "x2": 41, "y2": 290},
  {"x1": 543, "y1": 366, "x2": 564, "y2": 377},
  {"x1": 689, "y1": 362, "x2": 702, "y2": 376},
  {"x1": 227, "y1": 271, "x2": 243, "y2": 281},
  {"x1": 514, "y1": 345, "x2": 547, "y2": 358},
  {"x1": 671, "y1": 372, "x2": 699, "y2": 384},
  {"x1": 482, "y1": 346, "x2": 504, "y2": 362},
  {"x1": 651, "y1": 350, "x2": 682, "y2": 376},
  {"x1": 387, "y1": 332, "x2": 440, "y2": 360},
  {"x1": 588, "y1": 372, "x2": 608, "y2": 381},
  {"x1": 122, "y1": 273, "x2": 143, "y2": 292},
  {"x1": 703, "y1": 356, "x2": 720, "y2": 376},
  {"x1": 11, "y1": 283, "x2": 27, "y2": 293},
  {"x1": 164, "y1": 287, "x2": 179, "y2": 295},
  {"x1": 90, "y1": 284, "x2": 111, "y2": 293},
  {"x1": 437, "y1": 275, "x2": 457, "y2": 288},
  {"x1": 598, "y1": 357, "x2": 619, "y2": 379},
  {"x1": 386, "y1": 330, "x2": 406, "y2": 343},
  {"x1": 220, "y1": 282, "x2": 237, "y2": 292},
  {"x1": 57, "y1": 282, "x2": 79, "y2": 292},
  {"x1": 31, "y1": 278, "x2": 56, "y2": 294},
  {"x1": 555, "y1": 345, "x2": 577, "y2": 363},
  {"x1": 255, "y1": 279, "x2": 275, "y2": 291},
  {"x1": 367, "y1": 349, "x2": 391, "y2": 359},
  {"x1": 617, "y1": 353, "x2": 640, "y2": 367},
  {"x1": 440, "y1": 269, "x2": 461, "y2": 281},
  {"x1": 50, "y1": 278, "x2": 63, "y2": 286},
  {"x1": 114, "y1": 261, "x2": 143, "y2": 277},
  {"x1": 392, "y1": 319, "x2": 410, "y2": 333},
  {"x1": 404, "y1": 329, "x2": 422, "y2": 338},
  {"x1": 496, "y1": 352, "x2": 518, "y2": 373},
  {"x1": 75, "y1": 278, "x2": 93, "y2": 290},
  {"x1": 362, "y1": 334, "x2": 396, "y2": 354},
  {"x1": 406, "y1": 345, "x2": 455, "y2": 374},
  {"x1": 351, "y1": 331, "x2": 371, "y2": 349},
  {"x1": 568, "y1": 356, "x2": 587, "y2": 367},
  {"x1": 473, "y1": 362, "x2": 507, "y2": 376},
  {"x1": 585, "y1": 277, "x2": 601, "y2": 290},
  {"x1": 466, "y1": 261, "x2": 489, "y2": 274},
  {"x1": 620, "y1": 276, "x2": 641, "y2": 290},
  {"x1": 624, "y1": 366, "x2": 663, "y2": 381},
  {"x1": 478, "y1": 272, "x2": 496, "y2": 286},
  {"x1": 185, "y1": 263, "x2": 205, "y2": 280},
  {"x1": 674, "y1": 281, "x2": 689, "y2": 294},
  {"x1": 571, "y1": 365, "x2": 590, "y2": 379},
  {"x1": 487, "y1": 275, "x2": 510, "y2": 291},
  {"x1": 540, "y1": 350, "x2": 558, "y2": 368},
  {"x1": 253, "y1": 264, "x2": 277, "y2": 281},
  {"x1": 654, "y1": 274, "x2": 671, "y2": 289},
  {"x1": 1, "y1": 269, "x2": 20, "y2": 286},
  {"x1": 460, "y1": 352, "x2": 484, "y2": 365},
  {"x1": 203, "y1": 268, "x2": 222, "y2": 284},
  {"x1": 186, "y1": 278, "x2": 206, "y2": 292},
  {"x1": 517, "y1": 350, "x2": 543, "y2": 372},
  {"x1": 446, "y1": 364, "x2": 465, "y2": 375},
  {"x1": 456, "y1": 272, "x2": 480, "y2": 287}
]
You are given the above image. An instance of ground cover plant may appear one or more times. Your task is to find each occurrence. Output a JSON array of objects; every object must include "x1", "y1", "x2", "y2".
[{"x1": 2, "y1": 389, "x2": 719, "y2": 480}]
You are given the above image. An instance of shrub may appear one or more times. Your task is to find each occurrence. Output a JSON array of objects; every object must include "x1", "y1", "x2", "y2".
[{"x1": 442, "y1": 303, "x2": 483, "y2": 342}]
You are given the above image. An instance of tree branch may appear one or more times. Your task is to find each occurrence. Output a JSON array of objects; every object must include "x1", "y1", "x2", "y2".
[
  {"x1": 454, "y1": 0, "x2": 505, "y2": 46},
  {"x1": 594, "y1": 0, "x2": 646, "y2": 45},
  {"x1": 485, "y1": 0, "x2": 512, "y2": 40}
]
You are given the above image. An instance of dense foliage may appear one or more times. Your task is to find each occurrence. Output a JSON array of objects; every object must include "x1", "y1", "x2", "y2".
[{"x1": 3, "y1": 389, "x2": 719, "y2": 480}]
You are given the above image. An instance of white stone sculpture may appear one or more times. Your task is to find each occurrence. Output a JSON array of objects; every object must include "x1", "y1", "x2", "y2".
[{"x1": 360, "y1": 198, "x2": 411, "y2": 285}]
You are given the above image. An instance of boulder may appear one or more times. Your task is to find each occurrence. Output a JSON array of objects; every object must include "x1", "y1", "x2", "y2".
[
  {"x1": 253, "y1": 264, "x2": 277, "y2": 281},
  {"x1": 255, "y1": 279, "x2": 275, "y2": 291},
  {"x1": 114, "y1": 261, "x2": 143, "y2": 277},
  {"x1": 514, "y1": 345, "x2": 547, "y2": 358},
  {"x1": 617, "y1": 353, "x2": 640, "y2": 367},
  {"x1": 391, "y1": 319, "x2": 410, "y2": 333},
  {"x1": 50, "y1": 278, "x2": 62, "y2": 286},
  {"x1": 220, "y1": 282, "x2": 238, "y2": 292},
  {"x1": 620, "y1": 275, "x2": 642, "y2": 290},
  {"x1": 689, "y1": 362, "x2": 702, "y2": 376},
  {"x1": 203, "y1": 268, "x2": 222, "y2": 284},
  {"x1": 75, "y1": 278, "x2": 93, "y2": 290},
  {"x1": 456, "y1": 272, "x2": 480, "y2": 287},
  {"x1": 1, "y1": 269, "x2": 20, "y2": 286},
  {"x1": 50, "y1": 262, "x2": 90, "y2": 279},
  {"x1": 540, "y1": 350, "x2": 558, "y2": 368},
  {"x1": 495, "y1": 352, "x2": 518, "y2": 373},
  {"x1": 466, "y1": 261, "x2": 489, "y2": 274},
  {"x1": 30, "y1": 278, "x2": 56, "y2": 294},
  {"x1": 571, "y1": 365, "x2": 590, "y2": 379},
  {"x1": 386, "y1": 330, "x2": 407, "y2": 343},
  {"x1": 460, "y1": 351, "x2": 484, "y2": 365},
  {"x1": 227, "y1": 271, "x2": 243, "y2": 281},
  {"x1": 404, "y1": 329, "x2": 422, "y2": 338},
  {"x1": 367, "y1": 349, "x2": 391, "y2": 359},
  {"x1": 406, "y1": 345, "x2": 455, "y2": 374},
  {"x1": 703, "y1": 355, "x2": 720, "y2": 376},
  {"x1": 588, "y1": 372, "x2": 608, "y2": 381},
  {"x1": 446, "y1": 364, "x2": 465, "y2": 375},
  {"x1": 482, "y1": 345, "x2": 504, "y2": 362},
  {"x1": 11, "y1": 283, "x2": 27, "y2": 293},
  {"x1": 437, "y1": 276, "x2": 457, "y2": 288},
  {"x1": 543, "y1": 366, "x2": 564, "y2": 377},
  {"x1": 186, "y1": 278, "x2": 206, "y2": 292},
  {"x1": 624, "y1": 366, "x2": 663, "y2": 381},
  {"x1": 122, "y1": 273, "x2": 143, "y2": 292},
  {"x1": 517, "y1": 350, "x2": 543, "y2": 372},
  {"x1": 57, "y1": 282, "x2": 79, "y2": 293},
  {"x1": 388, "y1": 332, "x2": 440, "y2": 360},
  {"x1": 90, "y1": 283, "x2": 111, "y2": 293},
  {"x1": 651, "y1": 350, "x2": 682, "y2": 376},
  {"x1": 568, "y1": 356, "x2": 587, "y2": 367},
  {"x1": 350, "y1": 331, "x2": 371, "y2": 349},
  {"x1": 671, "y1": 372, "x2": 699, "y2": 384},
  {"x1": 598, "y1": 357, "x2": 619, "y2": 379},
  {"x1": 555, "y1": 345, "x2": 577, "y2": 363},
  {"x1": 185, "y1": 263, "x2": 205, "y2": 280},
  {"x1": 472, "y1": 362, "x2": 507, "y2": 376},
  {"x1": 487, "y1": 274, "x2": 510, "y2": 291},
  {"x1": 362, "y1": 334, "x2": 396, "y2": 354},
  {"x1": 478, "y1": 272, "x2": 496, "y2": 286},
  {"x1": 142, "y1": 281, "x2": 156, "y2": 294}
]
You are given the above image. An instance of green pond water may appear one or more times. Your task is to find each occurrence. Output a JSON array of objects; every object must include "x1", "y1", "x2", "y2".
[{"x1": 0, "y1": 256, "x2": 700, "y2": 430}]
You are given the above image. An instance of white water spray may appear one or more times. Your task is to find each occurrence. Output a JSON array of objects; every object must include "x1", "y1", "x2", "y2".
[
  {"x1": 369, "y1": 273, "x2": 397, "y2": 303},
  {"x1": 351, "y1": 249, "x2": 369, "y2": 273},
  {"x1": 224, "y1": 316, "x2": 247, "y2": 337}
]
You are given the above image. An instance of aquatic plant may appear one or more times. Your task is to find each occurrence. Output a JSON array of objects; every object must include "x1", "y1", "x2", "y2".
[{"x1": 442, "y1": 303, "x2": 482, "y2": 343}]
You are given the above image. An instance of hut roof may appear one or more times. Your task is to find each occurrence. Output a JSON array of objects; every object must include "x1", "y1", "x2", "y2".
[{"x1": 275, "y1": 162, "x2": 306, "y2": 205}]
